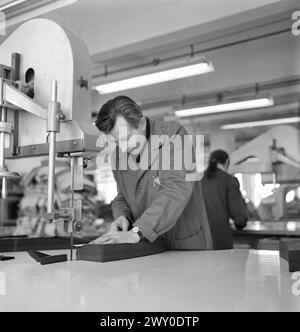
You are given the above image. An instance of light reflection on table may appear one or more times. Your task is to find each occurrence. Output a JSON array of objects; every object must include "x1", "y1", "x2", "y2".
[{"x1": 0, "y1": 249, "x2": 299, "y2": 312}]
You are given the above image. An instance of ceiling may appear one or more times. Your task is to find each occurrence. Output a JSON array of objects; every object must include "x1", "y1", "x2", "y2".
[
  {"x1": 41, "y1": 0, "x2": 292, "y2": 57},
  {"x1": 1, "y1": 0, "x2": 300, "y2": 140}
]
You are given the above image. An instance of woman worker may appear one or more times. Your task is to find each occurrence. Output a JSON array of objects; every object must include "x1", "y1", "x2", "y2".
[{"x1": 201, "y1": 150, "x2": 248, "y2": 250}]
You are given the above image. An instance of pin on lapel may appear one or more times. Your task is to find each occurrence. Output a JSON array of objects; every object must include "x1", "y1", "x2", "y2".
[{"x1": 153, "y1": 177, "x2": 161, "y2": 187}]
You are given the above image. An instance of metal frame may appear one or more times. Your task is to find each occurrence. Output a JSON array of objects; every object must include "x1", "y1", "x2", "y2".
[
  {"x1": 5, "y1": 139, "x2": 85, "y2": 158},
  {"x1": 0, "y1": 75, "x2": 85, "y2": 260}
]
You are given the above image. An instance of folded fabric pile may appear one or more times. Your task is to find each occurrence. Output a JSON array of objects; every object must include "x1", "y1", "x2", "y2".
[{"x1": 13, "y1": 160, "x2": 99, "y2": 238}]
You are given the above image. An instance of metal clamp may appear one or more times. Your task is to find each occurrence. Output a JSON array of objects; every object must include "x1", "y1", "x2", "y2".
[
  {"x1": 0, "y1": 166, "x2": 20, "y2": 179},
  {"x1": 0, "y1": 121, "x2": 13, "y2": 134}
]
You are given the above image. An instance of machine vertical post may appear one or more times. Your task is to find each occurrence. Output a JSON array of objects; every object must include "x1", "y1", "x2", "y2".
[
  {"x1": 47, "y1": 132, "x2": 56, "y2": 213},
  {"x1": 0, "y1": 108, "x2": 6, "y2": 168},
  {"x1": 70, "y1": 157, "x2": 75, "y2": 261},
  {"x1": 0, "y1": 77, "x2": 7, "y2": 227},
  {"x1": 47, "y1": 80, "x2": 60, "y2": 215},
  {"x1": 0, "y1": 79, "x2": 20, "y2": 228},
  {"x1": 0, "y1": 107, "x2": 6, "y2": 228},
  {"x1": 0, "y1": 79, "x2": 7, "y2": 200}
]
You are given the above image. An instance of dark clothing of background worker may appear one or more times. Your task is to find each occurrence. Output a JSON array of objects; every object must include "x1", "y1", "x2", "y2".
[
  {"x1": 92, "y1": 96, "x2": 213, "y2": 250},
  {"x1": 201, "y1": 150, "x2": 248, "y2": 250}
]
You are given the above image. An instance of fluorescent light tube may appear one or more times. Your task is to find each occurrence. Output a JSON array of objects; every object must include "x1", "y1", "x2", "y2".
[
  {"x1": 221, "y1": 117, "x2": 300, "y2": 130},
  {"x1": 175, "y1": 97, "x2": 274, "y2": 117},
  {"x1": 95, "y1": 61, "x2": 214, "y2": 95},
  {"x1": 0, "y1": 0, "x2": 27, "y2": 11}
]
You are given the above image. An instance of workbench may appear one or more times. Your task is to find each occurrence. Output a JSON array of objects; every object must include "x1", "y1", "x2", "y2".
[
  {"x1": 0, "y1": 249, "x2": 299, "y2": 312},
  {"x1": 234, "y1": 221, "x2": 300, "y2": 249}
]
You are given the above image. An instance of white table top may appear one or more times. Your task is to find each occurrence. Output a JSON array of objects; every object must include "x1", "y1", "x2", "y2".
[{"x1": 0, "y1": 249, "x2": 299, "y2": 312}]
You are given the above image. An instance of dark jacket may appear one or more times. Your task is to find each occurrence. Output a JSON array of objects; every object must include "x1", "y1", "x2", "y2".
[
  {"x1": 201, "y1": 169, "x2": 248, "y2": 250},
  {"x1": 111, "y1": 118, "x2": 213, "y2": 250}
]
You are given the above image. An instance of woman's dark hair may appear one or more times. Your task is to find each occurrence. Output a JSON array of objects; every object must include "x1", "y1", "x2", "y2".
[
  {"x1": 205, "y1": 149, "x2": 230, "y2": 179},
  {"x1": 95, "y1": 96, "x2": 143, "y2": 134}
]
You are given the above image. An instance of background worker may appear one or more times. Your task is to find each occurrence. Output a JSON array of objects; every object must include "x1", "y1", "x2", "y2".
[{"x1": 201, "y1": 150, "x2": 248, "y2": 250}]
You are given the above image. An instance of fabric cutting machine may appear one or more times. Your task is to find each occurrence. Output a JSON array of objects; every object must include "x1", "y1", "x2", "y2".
[
  {"x1": 0, "y1": 18, "x2": 99, "y2": 259},
  {"x1": 230, "y1": 124, "x2": 300, "y2": 182},
  {"x1": 230, "y1": 125, "x2": 300, "y2": 221}
]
